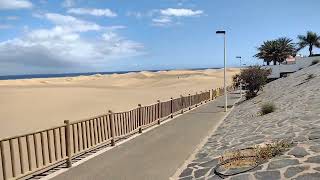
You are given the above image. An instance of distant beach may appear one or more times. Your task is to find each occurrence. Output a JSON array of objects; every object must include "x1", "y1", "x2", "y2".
[{"x1": 0, "y1": 68, "x2": 239, "y2": 138}]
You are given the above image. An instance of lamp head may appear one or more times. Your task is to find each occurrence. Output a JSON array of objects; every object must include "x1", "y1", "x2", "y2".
[{"x1": 216, "y1": 30, "x2": 226, "y2": 34}]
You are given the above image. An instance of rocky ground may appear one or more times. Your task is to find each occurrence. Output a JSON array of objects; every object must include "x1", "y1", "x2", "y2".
[{"x1": 177, "y1": 63, "x2": 320, "y2": 180}]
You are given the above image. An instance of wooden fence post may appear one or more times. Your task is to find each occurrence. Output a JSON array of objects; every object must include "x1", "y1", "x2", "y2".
[
  {"x1": 195, "y1": 92, "x2": 198, "y2": 107},
  {"x1": 170, "y1": 98, "x2": 173, "y2": 118},
  {"x1": 188, "y1": 94, "x2": 191, "y2": 110},
  {"x1": 180, "y1": 95, "x2": 184, "y2": 114},
  {"x1": 200, "y1": 91, "x2": 203, "y2": 104},
  {"x1": 157, "y1": 100, "x2": 161, "y2": 125},
  {"x1": 64, "y1": 120, "x2": 72, "y2": 168},
  {"x1": 138, "y1": 104, "x2": 143, "y2": 133},
  {"x1": 0, "y1": 141, "x2": 7, "y2": 180},
  {"x1": 108, "y1": 110, "x2": 116, "y2": 146}
]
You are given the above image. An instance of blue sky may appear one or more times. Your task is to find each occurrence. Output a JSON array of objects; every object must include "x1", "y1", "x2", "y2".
[{"x1": 0, "y1": 0, "x2": 319, "y2": 75}]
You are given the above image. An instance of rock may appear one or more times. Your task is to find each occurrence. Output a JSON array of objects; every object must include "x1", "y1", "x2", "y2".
[
  {"x1": 284, "y1": 166, "x2": 309, "y2": 178},
  {"x1": 254, "y1": 170, "x2": 281, "y2": 180},
  {"x1": 288, "y1": 147, "x2": 310, "y2": 158},
  {"x1": 267, "y1": 159, "x2": 300, "y2": 169},
  {"x1": 194, "y1": 168, "x2": 210, "y2": 178},
  {"x1": 179, "y1": 168, "x2": 193, "y2": 177},
  {"x1": 309, "y1": 145, "x2": 320, "y2": 153},
  {"x1": 294, "y1": 172, "x2": 320, "y2": 180},
  {"x1": 305, "y1": 155, "x2": 320, "y2": 164},
  {"x1": 198, "y1": 159, "x2": 218, "y2": 168},
  {"x1": 229, "y1": 174, "x2": 252, "y2": 180}
]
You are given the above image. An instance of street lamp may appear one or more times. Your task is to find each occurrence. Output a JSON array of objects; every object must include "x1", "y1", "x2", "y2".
[
  {"x1": 216, "y1": 30, "x2": 227, "y2": 112},
  {"x1": 236, "y1": 56, "x2": 242, "y2": 97}
]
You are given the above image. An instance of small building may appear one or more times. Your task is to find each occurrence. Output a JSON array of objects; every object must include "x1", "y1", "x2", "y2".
[{"x1": 262, "y1": 56, "x2": 318, "y2": 80}]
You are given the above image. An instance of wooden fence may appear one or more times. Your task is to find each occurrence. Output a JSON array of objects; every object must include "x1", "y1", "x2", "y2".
[{"x1": 0, "y1": 87, "x2": 233, "y2": 180}]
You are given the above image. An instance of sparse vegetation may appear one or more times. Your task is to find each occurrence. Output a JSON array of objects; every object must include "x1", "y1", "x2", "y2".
[
  {"x1": 297, "y1": 31, "x2": 320, "y2": 56},
  {"x1": 306, "y1": 74, "x2": 316, "y2": 81},
  {"x1": 232, "y1": 74, "x2": 241, "y2": 89},
  {"x1": 260, "y1": 102, "x2": 276, "y2": 115},
  {"x1": 255, "y1": 140, "x2": 292, "y2": 162},
  {"x1": 254, "y1": 38, "x2": 297, "y2": 65},
  {"x1": 238, "y1": 66, "x2": 271, "y2": 99},
  {"x1": 311, "y1": 59, "x2": 320, "y2": 65},
  {"x1": 215, "y1": 140, "x2": 292, "y2": 177}
]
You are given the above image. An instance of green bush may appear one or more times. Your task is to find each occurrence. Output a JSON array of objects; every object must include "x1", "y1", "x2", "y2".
[
  {"x1": 311, "y1": 59, "x2": 320, "y2": 65},
  {"x1": 239, "y1": 66, "x2": 271, "y2": 99},
  {"x1": 260, "y1": 102, "x2": 276, "y2": 115}
]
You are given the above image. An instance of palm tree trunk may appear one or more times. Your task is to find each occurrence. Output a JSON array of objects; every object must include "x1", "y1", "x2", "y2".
[
  {"x1": 273, "y1": 60, "x2": 277, "y2": 65},
  {"x1": 309, "y1": 44, "x2": 313, "y2": 56}
]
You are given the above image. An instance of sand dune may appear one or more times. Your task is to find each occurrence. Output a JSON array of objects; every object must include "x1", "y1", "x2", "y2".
[{"x1": 0, "y1": 68, "x2": 239, "y2": 138}]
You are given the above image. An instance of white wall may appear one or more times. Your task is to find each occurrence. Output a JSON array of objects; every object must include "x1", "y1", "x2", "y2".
[{"x1": 262, "y1": 56, "x2": 319, "y2": 79}]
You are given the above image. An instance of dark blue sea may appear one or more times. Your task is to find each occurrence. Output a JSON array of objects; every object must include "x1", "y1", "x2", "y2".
[{"x1": 0, "y1": 67, "x2": 221, "y2": 80}]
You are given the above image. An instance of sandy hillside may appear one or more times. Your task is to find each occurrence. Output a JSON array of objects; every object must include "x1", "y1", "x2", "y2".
[{"x1": 0, "y1": 68, "x2": 239, "y2": 138}]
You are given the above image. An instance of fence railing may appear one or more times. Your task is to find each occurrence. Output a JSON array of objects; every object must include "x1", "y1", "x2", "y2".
[{"x1": 0, "y1": 86, "x2": 233, "y2": 180}]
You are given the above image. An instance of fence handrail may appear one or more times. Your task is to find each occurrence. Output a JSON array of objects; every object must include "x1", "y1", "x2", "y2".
[{"x1": 0, "y1": 86, "x2": 234, "y2": 180}]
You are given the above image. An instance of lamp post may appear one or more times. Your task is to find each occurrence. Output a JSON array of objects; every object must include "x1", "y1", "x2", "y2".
[
  {"x1": 216, "y1": 30, "x2": 227, "y2": 112},
  {"x1": 236, "y1": 56, "x2": 242, "y2": 97}
]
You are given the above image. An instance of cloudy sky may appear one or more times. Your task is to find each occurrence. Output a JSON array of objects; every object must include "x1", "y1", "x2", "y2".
[{"x1": 0, "y1": 0, "x2": 319, "y2": 75}]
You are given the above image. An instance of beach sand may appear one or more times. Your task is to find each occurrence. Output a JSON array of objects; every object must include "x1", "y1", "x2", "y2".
[{"x1": 0, "y1": 68, "x2": 239, "y2": 138}]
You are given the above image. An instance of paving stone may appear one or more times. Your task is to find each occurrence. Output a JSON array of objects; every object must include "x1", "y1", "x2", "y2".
[
  {"x1": 284, "y1": 166, "x2": 309, "y2": 178},
  {"x1": 187, "y1": 163, "x2": 199, "y2": 168},
  {"x1": 229, "y1": 174, "x2": 252, "y2": 180},
  {"x1": 194, "y1": 168, "x2": 210, "y2": 178},
  {"x1": 309, "y1": 145, "x2": 320, "y2": 153},
  {"x1": 288, "y1": 147, "x2": 310, "y2": 158},
  {"x1": 179, "y1": 176, "x2": 193, "y2": 180},
  {"x1": 254, "y1": 170, "x2": 281, "y2": 180},
  {"x1": 179, "y1": 168, "x2": 193, "y2": 177},
  {"x1": 239, "y1": 135, "x2": 265, "y2": 143},
  {"x1": 308, "y1": 133, "x2": 320, "y2": 140},
  {"x1": 207, "y1": 175, "x2": 224, "y2": 180},
  {"x1": 313, "y1": 167, "x2": 320, "y2": 171},
  {"x1": 293, "y1": 172, "x2": 320, "y2": 180},
  {"x1": 305, "y1": 155, "x2": 320, "y2": 164},
  {"x1": 198, "y1": 159, "x2": 218, "y2": 168},
  {"x1": 267, "y1": 159, "x2": 300, "y2": 169}
]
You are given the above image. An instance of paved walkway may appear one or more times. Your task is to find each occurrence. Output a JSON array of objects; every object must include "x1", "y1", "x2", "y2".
[{"x1": 51, "y1": 93, "x2": 240, "y2": 180}]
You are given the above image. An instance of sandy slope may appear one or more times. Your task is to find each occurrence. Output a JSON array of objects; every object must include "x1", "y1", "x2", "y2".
[{"x1": 0, "y1": 68, "x2": 239, "y2": 138}]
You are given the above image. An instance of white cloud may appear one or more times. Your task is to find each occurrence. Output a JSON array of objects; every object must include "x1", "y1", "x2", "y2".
[
  {"x1": 0, "y1": 13, "x2": 144, "y2": 74},
  {"x1": 160, "y1": 8, "x2": 203, "y2": 17},
  {"x1": 0, "y1": 24, "x2": 12, "y2": 29},
  {"x1": 6, "y1": 16, "x2": 19, "y2": 20},
  {"x1": 152, "y1": 17, "x2": 172, "y2": 26},
  {"x1": 45, "y1": 13, "x2": 101, "y2": 32},
  {"x1": 68, "y1": 8, "x2": 117, "y2": 17},
  {"x1": 0, "y1": 0, "x2": 32, "y2": 10},
  {"x1": 129, "y1": 8, "x2": 203, "y2": 27},
  {"x1": 62, "y1": 0, "x2": 75, "y2": 8}
]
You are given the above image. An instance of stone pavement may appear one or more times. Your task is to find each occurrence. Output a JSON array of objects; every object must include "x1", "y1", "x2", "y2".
[
  {"x1": 51, "y1": 93, "x2": 240, "y2": 180},
  {"x1": 177, "y1": 65, "x2": 320, "y2": 180}
]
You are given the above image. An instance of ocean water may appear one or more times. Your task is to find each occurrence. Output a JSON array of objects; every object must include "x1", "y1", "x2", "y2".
[{"x1": 0, "y1": 68, "x2": 220, "y2": 80}]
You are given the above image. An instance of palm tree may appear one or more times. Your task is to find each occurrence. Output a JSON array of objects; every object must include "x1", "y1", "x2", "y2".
[
  {"x1": 254, "y1": 38, "x2": 296, "y2": 65},
  {"x1": 297, "y1": 31, "x2": 320, "y2": 56}
]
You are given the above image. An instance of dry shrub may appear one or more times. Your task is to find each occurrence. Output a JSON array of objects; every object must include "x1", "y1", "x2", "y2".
[
  {"x1": 260, "y1": 102, "x2": 276, "y2": 115},
  {"x1": 311, "y1": 59, "x2": 320, "y2": 66}
]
